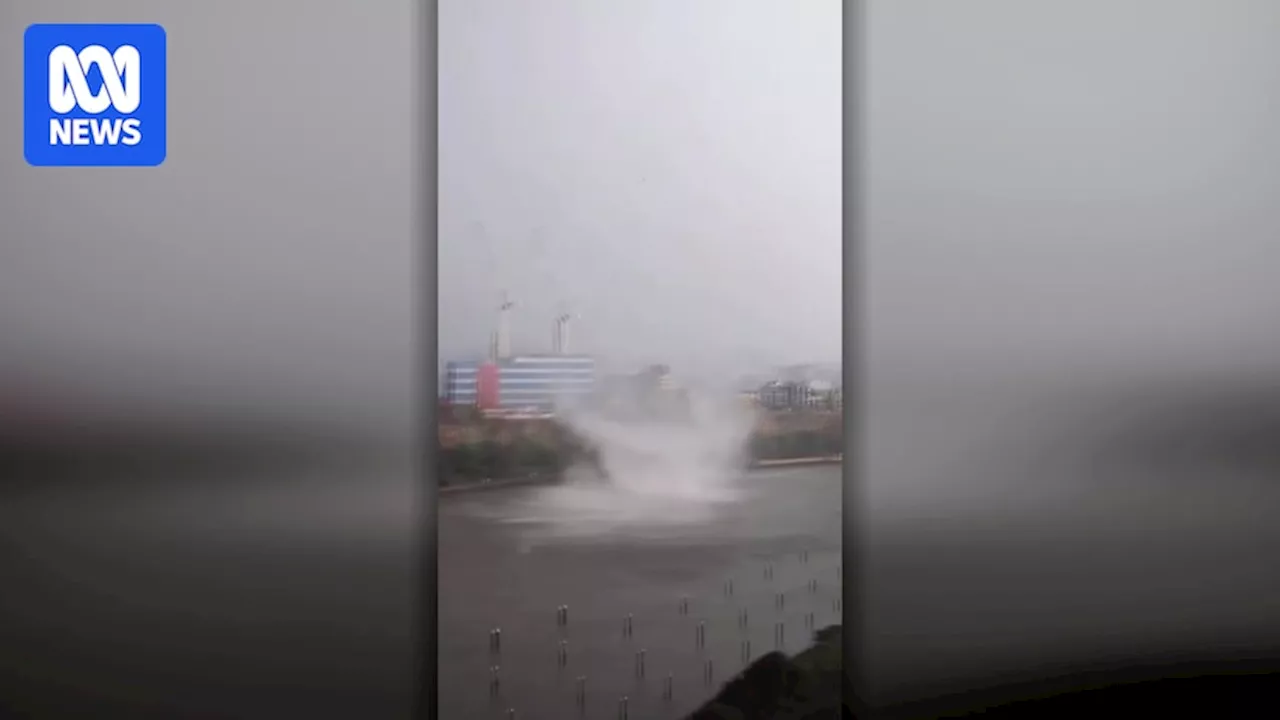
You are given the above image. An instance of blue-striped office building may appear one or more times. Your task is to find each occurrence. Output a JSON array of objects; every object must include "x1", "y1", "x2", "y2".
[{"x1": 444, "y1": 355, "x2": 595, "y2": 410}]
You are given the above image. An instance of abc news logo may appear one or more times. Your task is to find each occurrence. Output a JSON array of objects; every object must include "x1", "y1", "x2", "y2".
[
  {"x1": 24, "y1": 24, "x2": 167, "y2": 167},
  {"x1": 48, "y1": 44, "x2": 143, "y2": 147}
]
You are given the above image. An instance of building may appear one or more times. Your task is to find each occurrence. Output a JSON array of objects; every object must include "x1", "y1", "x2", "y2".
[
  {"x1": 757, "y1": 381, "x2": 801, "y2": 410},
  {"x1": 497, "y1": 354, "x2": 595, "y2": 410},
  {"x1": 444, "y1": 360, "x2": 483, "y2": 406},
  {"x1": 755, "y1": 380, "x2": 842, "y2": 411},
  {"x1": 444, "y1": 300, "x2": 598, "y2": 411},
  {"x1": 443, "y1": 355, "x2": 595, "y2": 411}
]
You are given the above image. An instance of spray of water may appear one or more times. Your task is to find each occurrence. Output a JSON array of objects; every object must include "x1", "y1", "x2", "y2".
[{"x1": 495, "y1": 387, "x2": 759, "y2": 543}]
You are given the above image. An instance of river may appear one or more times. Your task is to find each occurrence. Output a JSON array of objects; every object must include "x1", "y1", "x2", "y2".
[{"x1": 438, "y1": 463, "x2": 843, "y2": 719}]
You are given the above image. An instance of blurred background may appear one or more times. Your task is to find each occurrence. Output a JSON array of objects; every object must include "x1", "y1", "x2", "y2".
[
  {"x1": 1, "y1": 0, "x2": 421, "y2": 717},
  {"x1": 860, "y1": 0, "x2": 1280, "y2": 708},
  {"x1": 4, "y1": 0, "x2": 1280, "y2": 718}
]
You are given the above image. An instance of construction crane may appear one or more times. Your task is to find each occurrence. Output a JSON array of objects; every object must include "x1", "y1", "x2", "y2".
[{"x1": 552, "y1": 307, "x2": 578, "y2": 355}]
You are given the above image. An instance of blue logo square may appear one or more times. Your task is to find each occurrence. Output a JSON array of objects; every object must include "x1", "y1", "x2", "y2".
[{"x1": 24, "y1": 23, "x2": 167, "y2": 167}]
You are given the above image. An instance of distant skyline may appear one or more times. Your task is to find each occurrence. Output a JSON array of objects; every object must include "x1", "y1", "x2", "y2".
[{"x1": 439, "y1": 0, "x2": 843, "y2": 380}]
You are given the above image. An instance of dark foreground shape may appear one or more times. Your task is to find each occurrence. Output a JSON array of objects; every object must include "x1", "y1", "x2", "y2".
[
  {"x1": 685, "y1": 626, "x2": 847, "y2": 720},
  {"x1": 679, "y1": 623, "x2": 1280, "y2": 719},
  {"x1": 886, "y1": 669, "x2": 1280, "y2": 719}
]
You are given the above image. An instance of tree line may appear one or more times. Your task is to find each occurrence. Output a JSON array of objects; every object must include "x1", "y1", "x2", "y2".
[
  {"x1": 748, "y1": 430, "x2": 843, "y2": 461},
  {"x1": 439, "y1": 428, "x2": 841, "y2": 486},
  {"x1": 438, "y1": 438, "x2": 575, "y2": 485}
]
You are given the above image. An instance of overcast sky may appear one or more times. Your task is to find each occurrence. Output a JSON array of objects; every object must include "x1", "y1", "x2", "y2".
[
  {"x1": 0, "y1": 0, "x2": 416, "y2": 425},
  {"x1": 439, "y1": 0, "x2": 843, "y2": 377},
  {"x1": 6, "y1": 0, "x2": 1278, "y2": 423},
  {"x1": 865, "y1": 0, "x2": 1280, "y2": 388},
  {"x1": 863, "y1": 2, "x2": 1280, "y2": 701},
  {"x1": 0, "y1": 0, "x2": 840, "y2": 423}
]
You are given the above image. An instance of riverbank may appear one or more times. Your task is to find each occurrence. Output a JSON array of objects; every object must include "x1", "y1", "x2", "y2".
[
  {"x1": 437, "y1": 411, "x2": 841, "y2": 491},
  {"x1": 751, "y1": 454, "x2": 843, "y2": 468},
  {"x1": 437, "y1": 474, "x2": 557, "y2": 495},
  {"x1": 438, "y1": 456, "x2": 843, "y2": 495}
]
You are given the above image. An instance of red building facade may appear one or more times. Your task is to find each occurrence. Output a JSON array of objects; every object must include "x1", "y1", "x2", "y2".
[{"x1": 476, "y1": 362, "x2": 501, "y2": 410}]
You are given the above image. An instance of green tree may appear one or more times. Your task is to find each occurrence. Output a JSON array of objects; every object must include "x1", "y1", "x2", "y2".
[
  {"x1": 748, "y1": 433, "x2": 771, "y2": 461},
  {"x1": 469, "y1": 440, "x2": 500, "y2": 478},
  {"x1": 795, "y1": 431, "x2": 818, "y2": 457},
  {"x1": 825, "y1": 432, "x2": 843, "y2": 455},
  {"x1": 777, "y1": 433, "x2": 797, "y2": 459},
  {"x1": 516, "y1": 438, "x2": 559, "y2": 472},
  {"x1": 440, "y1": 443, "x2": 480, "y2": 483},
  {"x1": 436, "y1": 448, "x2": 455, "y2": 486}
]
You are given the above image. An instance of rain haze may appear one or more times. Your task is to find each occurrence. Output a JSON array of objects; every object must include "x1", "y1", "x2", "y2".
[
  {"x1": 439, "y1": 0, "x2": 842, "y2": 379},
  {"x1": 1, "y1": 0, "x2": 848, "y2": 717},
  {"x1": 862, "y1": 0, "x2": 1280, "y2": 706},
  {"x1": 866, "y1": 0, "x2": 1280, "y2": 388},
  {"x1": 0, "y1": 1, "x2": 422, "y2": 716},
  {"x1": 435, "y1": 3, "x2": 845, "y2": 718},
  {"x1": 0, "y1": 0, "x2": 417, "y2": 431},
  {"x1": 2, "y1": 0, "x2": 1279, "y2": 715}
]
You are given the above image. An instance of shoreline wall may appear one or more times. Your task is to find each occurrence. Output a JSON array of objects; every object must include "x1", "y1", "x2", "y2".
[{"x1": 437, "y1": 409, "x2": 842, "y2": 486}]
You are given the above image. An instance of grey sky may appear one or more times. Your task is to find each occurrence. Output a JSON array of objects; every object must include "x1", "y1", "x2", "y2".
[
  {"x1": 0, "y1": 0, "x2": 841, "y2": 424},
  {"x1": 0, "y1": 0, "x2": 416, "y2": 426},
  {"x1": 10, "y1": 0, "x2": 1276, "y2": 422},
  {"x1": 862, "y1": 2, "x2": 1280, "y2": 701},
  {"x1": 439, "y1": 0, "x2": 843, "y2": 377},
  {"x1": 5, "y1": 0, "x2": 1280, "y2": 708},
  {"x1": 866, "y1": 0, "x2": 1280, "y2": 387}
]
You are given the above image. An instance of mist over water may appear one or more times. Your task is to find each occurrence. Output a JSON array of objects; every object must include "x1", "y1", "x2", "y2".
[{"x1": 482, "y1": 389, "x2": 758, "y2": 545}]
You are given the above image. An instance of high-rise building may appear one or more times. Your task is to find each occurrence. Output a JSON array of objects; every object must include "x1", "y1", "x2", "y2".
[
  {"x1": 755, "y1": 379, "x2": 841, "y2": 411},
  {"x1": 496, "y1": 354, "x2": 595, "y2": 410},
  {"x1": 445, "y1": 300, "x2": 596, "y2": 411},
  {"x1": 443, "y1": 360, "x2": 482, "y2": 406},
  {"x1": 443, "y1": 355, "x2": 595, "y2": 411}
]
